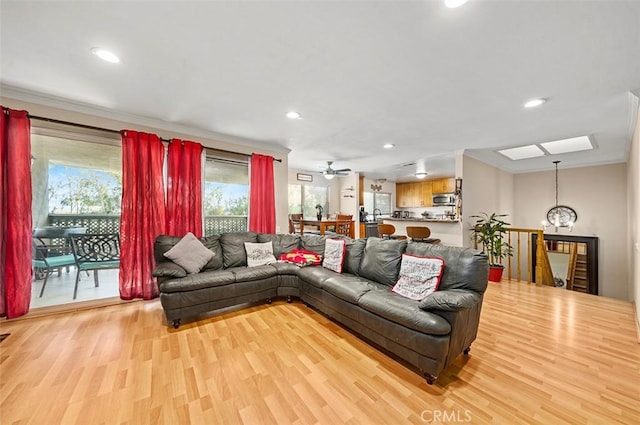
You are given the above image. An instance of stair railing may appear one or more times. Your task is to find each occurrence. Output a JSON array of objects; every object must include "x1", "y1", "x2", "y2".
[{"x1": 505, "y1": 227, "x2": 554, "y2": 286}]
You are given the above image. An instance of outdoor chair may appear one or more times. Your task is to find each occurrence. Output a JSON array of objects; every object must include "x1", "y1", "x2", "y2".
[{"x1": 70, "y1": 233, "x2": 120, "y2": 299}]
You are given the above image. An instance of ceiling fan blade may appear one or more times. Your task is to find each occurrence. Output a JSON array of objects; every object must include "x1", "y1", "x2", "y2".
[{"x1": 334, "y1": 168, "x2": 351, "y2": 173}]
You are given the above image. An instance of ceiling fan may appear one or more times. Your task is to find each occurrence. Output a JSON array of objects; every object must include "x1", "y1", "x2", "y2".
[{"x1": 322, "y1": 161, "x2": 351, "y2": 180}]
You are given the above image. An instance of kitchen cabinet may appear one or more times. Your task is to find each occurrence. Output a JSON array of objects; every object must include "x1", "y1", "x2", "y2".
[
  {"x1": 432, "y1": 178, "x2": 455, "y2": 194},
  {"x1": 396, "y1": 181, "x2": 432, "y2": 207}
]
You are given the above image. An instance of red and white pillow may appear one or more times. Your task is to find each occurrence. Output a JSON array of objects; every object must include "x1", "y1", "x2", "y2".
[
  {"x1": 392, "y1": 254, "x2": 445, "y2": 300},
  {"x1": 322, "y1": 238, "x2": 347, "y2": 273},
  {"x1": 279, "y1": 249, "x2": 322, "y2": 266}
]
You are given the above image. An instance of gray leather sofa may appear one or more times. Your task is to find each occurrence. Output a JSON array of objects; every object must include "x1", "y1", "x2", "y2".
[{"x1": 153, "y1": 232, "x2": 488, "y2": 384}]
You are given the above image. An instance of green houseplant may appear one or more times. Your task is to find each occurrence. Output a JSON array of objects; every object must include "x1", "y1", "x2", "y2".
[{"x1": 470, "y1": 212, "x2": 513, "y2": 282}]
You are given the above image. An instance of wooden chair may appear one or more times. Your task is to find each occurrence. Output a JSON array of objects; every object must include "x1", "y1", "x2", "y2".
[
  {"x1": 289, "y1": 214, "x2": 303, "y2": 234},
  {"x1": 334, "y1": 220, "x2": 353, "y2": 237},
  {"x1": 377, "y1": 223, "x2": 407, "y2": 240},
  {"x1": 406, "y1": 226, "x2": 441, "y2": 244},
  {"x1": 70, "y1": 233, "x2": 120, "y2": 300}
]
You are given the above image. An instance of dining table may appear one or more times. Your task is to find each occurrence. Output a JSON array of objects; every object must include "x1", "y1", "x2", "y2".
[{"x1": 301, "y1": 219, "x2": 355, "y2": 238}]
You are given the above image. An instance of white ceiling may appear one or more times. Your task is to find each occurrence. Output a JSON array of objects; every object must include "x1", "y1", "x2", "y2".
[{"x1": 2, "y1": 1, "x2": 639, "y2": 182}]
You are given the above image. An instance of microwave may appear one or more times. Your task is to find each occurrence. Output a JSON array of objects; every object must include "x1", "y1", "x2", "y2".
[{"x1": 432, "y1": 193, "x2": 456, "y2": 206}]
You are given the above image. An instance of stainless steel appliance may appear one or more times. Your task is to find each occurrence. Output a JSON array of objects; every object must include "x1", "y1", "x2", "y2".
[
  {"x1": 432, "y1": 193, "x2": 456, "y2": 207},
  {"x1": 393, "y1": 211, "x2": 402, "y2": 218}
]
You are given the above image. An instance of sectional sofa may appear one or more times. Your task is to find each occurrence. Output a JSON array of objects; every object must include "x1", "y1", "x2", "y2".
[{"x1": 153, "y1": 232, "x2": 488, "y2": 384}]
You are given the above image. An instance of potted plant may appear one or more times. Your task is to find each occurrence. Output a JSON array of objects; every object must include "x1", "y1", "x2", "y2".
[
  {"x1": 470, "y1": 212, "x2": 513, "y2": 282},
  {"x1": 315, "y1": 204, "x2": 324, "y2": 221}
]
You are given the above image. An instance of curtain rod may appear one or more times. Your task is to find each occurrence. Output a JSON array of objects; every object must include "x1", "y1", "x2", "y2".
[{"x1": 27, "y1": 114, "x2": 283, "y2": 162}]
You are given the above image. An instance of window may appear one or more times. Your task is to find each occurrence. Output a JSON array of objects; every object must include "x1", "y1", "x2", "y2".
[
  {"x1": 363, "y1": 192, "x2": 392, "y2": 215},
  {"x1": 288, "y1": 183, "x2": 329, "y2": 218},
  {"x1": 203, "y1": 157, "x2": 249, "y2": 235}
]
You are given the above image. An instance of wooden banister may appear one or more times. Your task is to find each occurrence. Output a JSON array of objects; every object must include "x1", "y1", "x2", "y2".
[{"x1": 504, "y1": 227, "x2": 554, "y2": 286}]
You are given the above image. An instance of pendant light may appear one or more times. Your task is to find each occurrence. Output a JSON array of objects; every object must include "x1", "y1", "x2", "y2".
[{"x1": 541, "y1": 160, "x2": 577, "y2": 232}]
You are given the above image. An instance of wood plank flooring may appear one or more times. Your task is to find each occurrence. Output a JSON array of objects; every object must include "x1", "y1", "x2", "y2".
[{"x1": 1, "y1": 280, "x2": 639, "y2": 424}]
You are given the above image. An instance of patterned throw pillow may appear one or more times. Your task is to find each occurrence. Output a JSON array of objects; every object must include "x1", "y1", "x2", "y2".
[
  {"x1": 392, "y1": 254, "x2": 445, "y2": 300},
  {"x1": 244, "y1": 241, "x2": 277, "y2": 267},
  {"x1": 163, "y1": 232, "x2": 215, "y2": 274},
  {"x1": 322, "y1": 238, "x2": 347, "y2": 273},
  {"x1": 278, "y1": 249, "x2": 323, "y2": 266}
]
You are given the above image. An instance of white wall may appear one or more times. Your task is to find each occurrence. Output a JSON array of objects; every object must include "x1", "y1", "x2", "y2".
[
  {"x1": 628, "y1": 105, "x2": 640, "y2": 329},
  {"x1": 461, "y1": 155, "x2": 515, "y2": 248},
  {"x1": 2, "y1": 97, "x2": 291, "y2": 233},
  {"x1": 514, "y1": 163, "x2": 628, "y2": 300}
]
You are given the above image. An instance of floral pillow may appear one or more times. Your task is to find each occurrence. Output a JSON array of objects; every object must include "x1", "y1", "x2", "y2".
[
  {"x1": 278, "y1": 249, "x2": 322, "y2": 266},
  {"x1": 244, "y1": 241, "x2": 277, "y2": 267},
  {"x1": 392, "y1": 254, "x2": 445, "y2": 300},
  {"x1": 322, "y1": 238, "x2": 347, "y2": 273}
]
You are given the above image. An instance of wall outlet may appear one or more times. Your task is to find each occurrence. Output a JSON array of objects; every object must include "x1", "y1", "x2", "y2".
[{"x1": 635, "y1": 242, "x2": 639, "y2": 253}]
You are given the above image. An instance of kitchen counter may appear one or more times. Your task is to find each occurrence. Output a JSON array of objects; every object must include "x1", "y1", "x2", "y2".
[
  {"x1": 384, "y1": 217, "x2": 460, "y2": 223},
  {"x1": 382, "y1": 218, "x2": 463, "y2": 246}
]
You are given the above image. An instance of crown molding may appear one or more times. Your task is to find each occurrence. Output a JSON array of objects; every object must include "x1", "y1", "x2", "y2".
[{"x1": 0, "y1": 84, "x2": 290, "y2": 154}]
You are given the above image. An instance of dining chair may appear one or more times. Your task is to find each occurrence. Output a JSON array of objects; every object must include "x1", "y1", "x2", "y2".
[
  {"x1": 406, "y1": 226, "x2": 441, "y2": 244},
  {"x1": 334, "y1": 220, "x2": 353, "y2": 237},
  {"x1": 70, "y1": 233, "x2": 121, "y2": 299},
  {"x1": 377, "y1": 223, "x2": 407, "y2": 240}
]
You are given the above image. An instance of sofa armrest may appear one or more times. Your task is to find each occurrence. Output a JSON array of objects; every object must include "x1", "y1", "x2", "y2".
[
  {"x1": 418, "y1": 289, "x2": 481, "y2": 312},
  {"x1": 152, "y1": 261, "x2": 187, "y2": 278}
]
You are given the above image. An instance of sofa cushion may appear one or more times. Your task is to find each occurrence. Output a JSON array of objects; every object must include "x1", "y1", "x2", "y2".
[
  {"x1": 358, "y1": 237, "x2": 407, "y2": 287},
  {"x1": 419, "y1": 289, "x2": 482, "y2": 312},
  {"x1": 201, "y1": 235, "x2": 224, "y2": 270},
  {"x1": 322, "y1": 276, "x2": 386, "y2": 304},
  {"x1": 392, "y1": 254, "x2": 445, "y2": 300},
  {"x1": 300, "y1": 234, "x2": 327, "y2": 256},
  {"x1": 343, "y1": 238, "x2": 366, "y2": 275},
  {"x1": 230, "y1": 265, "x2": 277, "y2": 283},
  {"x1": 220, "y1": 232, "x2": 258, "y2": 268},
  {"x1": 406, "y1": 243, "x2": 489, "y2": 294},
  {"x1": 152, "y1": 261, "x2": 187, "y2": 278},
  {"x1": 163, "y1": 232, "x2": 215, "y2": 274},
  {"x1": 322, "y1": 238, "x2": 347, "y2": 273},
  {"x1": 358, "y1": 290, "x2": 451, "y2": 335},
  {"x1": 244, "y1": 241, "x2": 277, "y2": 267},
  {"x1": 158, "y1": 269, "x2": 236, "y2": 293},
  {"x1": 270, "y1": 261, "x2": 302, "y2": 275},
  {"x1": 296, "y1": 266, "x2": 338, "y2": 288},
  {"x1": 257, "y1": 233, "x2": 300, "y2": 258}
]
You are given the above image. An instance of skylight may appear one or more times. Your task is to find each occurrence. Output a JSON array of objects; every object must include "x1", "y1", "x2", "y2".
[
  {"x1": 540, "y1": 136, "x2": 593, "y2": 154},
  {"x1": 498, "y1": 145, "x2": 545, "y2": 160}
]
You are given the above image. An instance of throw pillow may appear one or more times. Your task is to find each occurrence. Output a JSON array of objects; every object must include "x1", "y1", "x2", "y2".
[
  {"x1": 163, "y1": 232, "x2": 215, "y2": 274},
  {"x1": 392, "y1": 254, "x2": 445, "y2": 300},
  {"x1": 322, "y1": 238, "x2": 347, "y2": 273},
  {"x1": 278, "y1": 249, "x2": 323, "y2": 266},
  {"x1": 244, "y1": 241, "x2": 277, "y2": 267}
]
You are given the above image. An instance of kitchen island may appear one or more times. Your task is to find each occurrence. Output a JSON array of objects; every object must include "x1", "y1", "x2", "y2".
[{"x1": 383, "y1": 218, "x2": 463, "y2": 246}]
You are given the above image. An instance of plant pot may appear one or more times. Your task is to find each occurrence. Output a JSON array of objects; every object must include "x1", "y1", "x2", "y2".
[
  {"x1": 316, "y1": 214, "x2": 322, "y2": 221},
  {"x1": 488, "y1": 265, "x2": 504, "y2": 282}
]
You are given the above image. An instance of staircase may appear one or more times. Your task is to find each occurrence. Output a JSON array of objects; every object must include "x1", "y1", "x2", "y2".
[{"x1": 571, "y1": 254, "x2": 589, "y2": 293}]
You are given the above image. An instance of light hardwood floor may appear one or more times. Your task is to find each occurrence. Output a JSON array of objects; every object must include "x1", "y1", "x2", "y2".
[{"x1": 1, "y1": 280, "x2": 639, "y2": 424}]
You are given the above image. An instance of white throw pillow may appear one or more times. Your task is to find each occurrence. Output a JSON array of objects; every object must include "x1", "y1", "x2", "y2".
[
  {"x1": 245, "y1": 241, "x2": 277, "y2": 267},
  {"x1": 163, "y1": 232, "x2": 215, "y2": 274},
  {"x1": 392, "y1": 254, "x2": 445, "y2": 300},
  {"x1": 322, "y1": 238, "x2": 347, "y2": 273}
]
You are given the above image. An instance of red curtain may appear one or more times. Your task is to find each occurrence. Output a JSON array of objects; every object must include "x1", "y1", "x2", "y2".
[
  {"x1": 166, "y1": 139, "x2": 203, "y2": 237},
  {"x1": 248, "y1": 153, "x2": 276, "y2": 233},
  {"x1": 119, "y1": 130, "x2": 166, "y2": 300},
  {"x1": 0, "y1": 107, "x2": 32, "y2": 318}
]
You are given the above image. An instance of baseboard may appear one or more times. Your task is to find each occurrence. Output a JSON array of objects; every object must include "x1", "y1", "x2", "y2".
[{"x1": 2, "y1": 296, "x2": 137, "y2": 322}]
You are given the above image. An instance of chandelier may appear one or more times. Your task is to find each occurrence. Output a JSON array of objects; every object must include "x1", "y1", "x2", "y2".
[{"x1": 541, "y1": 160, "x2": 577, "y2": 232}]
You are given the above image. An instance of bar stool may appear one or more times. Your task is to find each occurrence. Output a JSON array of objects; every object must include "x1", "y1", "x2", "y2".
[
  {"x1": 377, "y1": 224, "x2": 407, "y2": 240},
  {"x1": 406, "y1": 226, "x2": 441, "y2": 244}
]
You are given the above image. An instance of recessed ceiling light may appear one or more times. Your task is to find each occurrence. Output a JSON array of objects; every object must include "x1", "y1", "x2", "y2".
[
  {"x1": 91, "y1": 47, "x2": 120, "y2": 64},
  {"x1": 444, "y1": 0, "x2": 469, "y2": 8},
  {"x1": 541, "y1": 136, "x2": 593, "y2": 154},
  {"x1": 523, "y1": 98, "x2": 547, "y2": 108},
  {"x1": 286, "y1": 111, "x2": 302, "y2": 119},
  {"x1": 415, "y1": 172, "x2": 428, "y2": 179},
  {"x1": 498, "y1": 145, "x2": 546, "y2": 160},
  {"x1": 383, "y1": 143, "x2": 395, "y2": 149}
]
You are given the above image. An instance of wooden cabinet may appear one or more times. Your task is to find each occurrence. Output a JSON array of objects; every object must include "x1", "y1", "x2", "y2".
[
  {"x1": 431, "y1": 178, "x2": 455, "y2": 194},
  {"x1": 396, "y1": 181, "x2": 432, "y2": 207},
  {"x1": 359, "y1": 175, "x2": 364, "y2": 206}
]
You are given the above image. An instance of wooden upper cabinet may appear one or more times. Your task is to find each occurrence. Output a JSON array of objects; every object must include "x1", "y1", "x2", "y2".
[
  {"x1": 397, "y1": 181, "x2": 432, "y2": 207},
  {"x1": 431, "y1": 178, "x2": 455, "y2": 194}
]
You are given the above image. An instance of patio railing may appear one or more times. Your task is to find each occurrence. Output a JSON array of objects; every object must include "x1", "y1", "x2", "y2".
[{"x1": 46, "y1": 214, "x2": 248, "y2": 236}]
